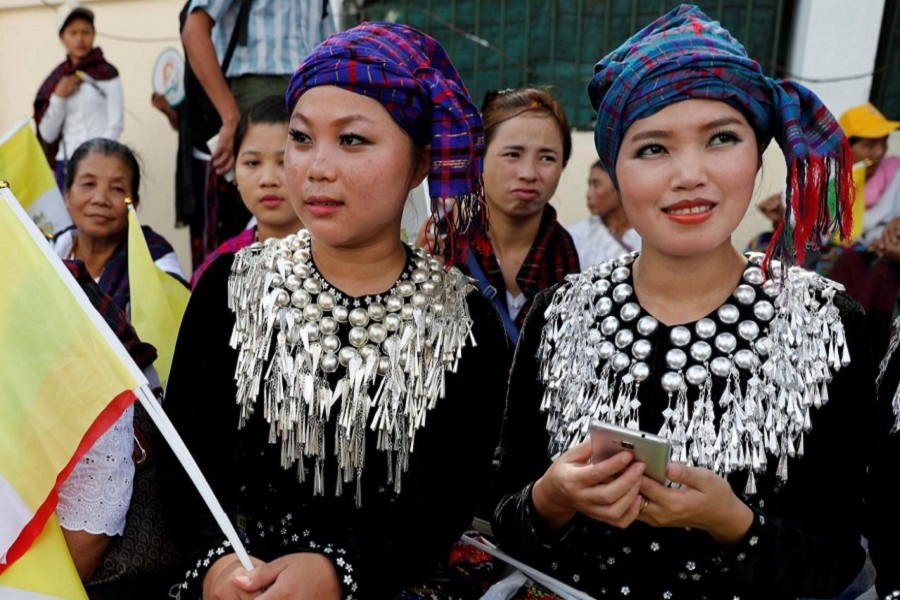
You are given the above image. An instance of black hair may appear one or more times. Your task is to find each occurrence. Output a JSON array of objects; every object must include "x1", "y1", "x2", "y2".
[
  {"x1": 64, "y1": 138, "x2": 141, "y2": 205},
  {"x1": 590, "y1": 159, "x2": 604, "y2": 170},
  {"x1": 233, "y1": 95, "x2": 290, "y2": 157},
  {"x1": 481, "y1": 87, "x2": 573, "y2": 167},
  {"x1": 59, "y1": 11, "x2": 94, "y2": 34}
]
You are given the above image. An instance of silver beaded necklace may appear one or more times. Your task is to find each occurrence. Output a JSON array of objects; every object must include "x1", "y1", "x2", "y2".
[
  {"x1": 540, "y1": 252, "x2": 849, "y2": 495},
  {"x1": 228, "y1": 229, "x2": 475, "y2": 505}
]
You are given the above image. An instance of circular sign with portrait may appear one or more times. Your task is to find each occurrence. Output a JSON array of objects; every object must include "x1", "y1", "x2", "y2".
[{"x1": 152, "y1": 48, "x2": 185, "y2": 107}]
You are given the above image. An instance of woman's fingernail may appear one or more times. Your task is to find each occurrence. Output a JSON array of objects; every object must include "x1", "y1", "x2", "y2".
[{"x1": 235, "y1": 574, "x2": 252, "y2": 586}]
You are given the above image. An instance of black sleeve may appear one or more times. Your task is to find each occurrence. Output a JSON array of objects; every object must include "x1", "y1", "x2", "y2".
[
  {"x1": 717, "y1": 292, "x2": 875, "y2": 596},
  {"x1": 347, "y1": 292, "x2": 511, "y2": 597},
  {"x1": 491, "y1": 288, "x2": 876, "y2": 598},
  {"x1": 156, "y1": 254, "x2": 238, "y2": 583},
  {"x1": 869, "y1": 326, "x2": 900, "y2": 598},
  {"x1": 491, "y1": 286, "x2": 565, "y2": 555},
  {"x1": 160, "y1": 273, "x2": 510, "y2": 599}
]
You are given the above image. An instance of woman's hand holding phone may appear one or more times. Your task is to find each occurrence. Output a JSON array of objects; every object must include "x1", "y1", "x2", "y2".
[
  {"x1": 638, "y1": 462, "x2": 754, "y2": 546},
  {"x1": 532, "y1": 440, "x2": 647, "y2": 532}
]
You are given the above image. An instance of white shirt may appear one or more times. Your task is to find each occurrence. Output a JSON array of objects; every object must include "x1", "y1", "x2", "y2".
[
  {"x1": 55, "y1": 347, "x2": 162, "y2": 537},
  {"x1": 569, "y1": 215, "x2": 642, "y2": 268},
  {"x1": 38, "y1": 76, "x2": 124, "y2": 161},
  {"x1": 506, "y1": 291, "x2": 527, "y2": 321},
  {"x1": 57, "y1": 405, "x2": 134, "y2": 536}
]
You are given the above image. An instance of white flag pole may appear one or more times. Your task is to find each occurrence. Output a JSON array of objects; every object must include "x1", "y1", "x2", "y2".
[
  {"x1": 1, "y1": 184, "x2": 255, "y2": 572},
  {"x1": 461, "y1": 534, "x2": 596, "y2": 600}
]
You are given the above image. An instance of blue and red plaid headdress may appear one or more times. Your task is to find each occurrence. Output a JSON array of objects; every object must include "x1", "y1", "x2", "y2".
[
  {"x1": 588, "y1": 4, "x2": 853, "y2": 267},
  {"x1": 287, "y1": 22, "x2": 488, "y2": 265}
]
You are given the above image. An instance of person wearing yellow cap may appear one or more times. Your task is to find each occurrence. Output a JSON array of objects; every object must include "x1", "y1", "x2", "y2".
[{"x1": 839, "y1": 102, "x2": 900, "y2": 244}]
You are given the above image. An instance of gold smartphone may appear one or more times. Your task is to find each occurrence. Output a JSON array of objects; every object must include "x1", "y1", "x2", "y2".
[{"x1": 590, "y1": 420, "x2": 671, "y2": 485}]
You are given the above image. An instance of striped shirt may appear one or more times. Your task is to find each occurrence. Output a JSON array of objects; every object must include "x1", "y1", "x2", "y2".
[{"x1": 188, "y1": 0, "x2": 336, "y2": 78}]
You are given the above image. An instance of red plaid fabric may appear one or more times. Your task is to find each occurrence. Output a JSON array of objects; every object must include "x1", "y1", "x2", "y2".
[
  {"x1": 63, "y1": 259, "x2": 157, "y2": 370},
  {"x1": 588, "y1": 4, "x2": 853, "y2": 266},
  {"x1": 286, "y1": 21, "x2": 488, "y2": 266},
  {"x1": 471, "y1": 205, "x2": 580, "y2": 331}
]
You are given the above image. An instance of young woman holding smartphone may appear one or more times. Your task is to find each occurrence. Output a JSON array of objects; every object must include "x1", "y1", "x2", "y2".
[{"x1": 491, "y1": 5, "x2": 875, "y2": 599}]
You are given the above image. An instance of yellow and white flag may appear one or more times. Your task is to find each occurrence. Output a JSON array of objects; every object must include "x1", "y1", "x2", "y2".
[
  {"x1": 0, "y1": 119, "x2": 71, "y2": 237},
  {"x1": 127, "y1": 203, "x2": 190, "y2": 386},
  {"x1": 0, "y1": 516, "x2": 86, "y2": 599},
  {"x1": 0, "y1": 184, "x2": 146, "y2": 597}
]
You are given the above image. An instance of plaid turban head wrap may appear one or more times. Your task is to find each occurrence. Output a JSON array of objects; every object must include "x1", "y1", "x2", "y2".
[
  {"x1": 588, "y1": 4, "x2": 853, "y2": 267},
  {"x1": 286, "y1": 22, "x2": 488, "y2": 266}
]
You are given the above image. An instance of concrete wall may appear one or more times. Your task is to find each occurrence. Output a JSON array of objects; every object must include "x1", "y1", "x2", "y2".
[{"x1": 788, "y1": 0, "x2": 886, "y2": 118}]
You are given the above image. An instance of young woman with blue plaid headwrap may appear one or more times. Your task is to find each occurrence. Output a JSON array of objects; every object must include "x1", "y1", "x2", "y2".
[
  {"x1": 491, "y1": 5, "x2": 876, "y2": 598},
  {"x1": 159, "y1": 22, "x2": 508, "y2": 599}
]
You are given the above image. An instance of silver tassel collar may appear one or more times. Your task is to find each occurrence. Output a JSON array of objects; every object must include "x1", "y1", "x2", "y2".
[
  {"x1": 876, "y1": 314, "x2": 900, "y2": 433},
  {"x1": 227, "y1": 229, "x2": 475, "y2": 505},
  {"x1": 539, "y1": 252, "x2": 849, "y2": 494}
]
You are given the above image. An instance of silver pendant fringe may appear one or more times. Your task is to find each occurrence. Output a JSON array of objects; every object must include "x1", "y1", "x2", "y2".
[
  {"x1": 539, "y1": 253, "x2": 849, "y2": 493},
  {"x1": 227, "y1": 230, "x2": 475, "y2": 505}
]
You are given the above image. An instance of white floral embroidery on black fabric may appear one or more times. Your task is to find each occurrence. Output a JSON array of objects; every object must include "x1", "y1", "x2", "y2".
[
  {"x1": 326, "y1": 549, "x2": 358, "y2": 599},
  {"x1": 181, "y1": 541, "x2": 233, "y2": 590}
]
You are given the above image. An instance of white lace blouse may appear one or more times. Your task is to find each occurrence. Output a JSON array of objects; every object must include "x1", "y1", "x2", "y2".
[{"x1": 57, "y1": 404, "x2": 134, "y2": 536}]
